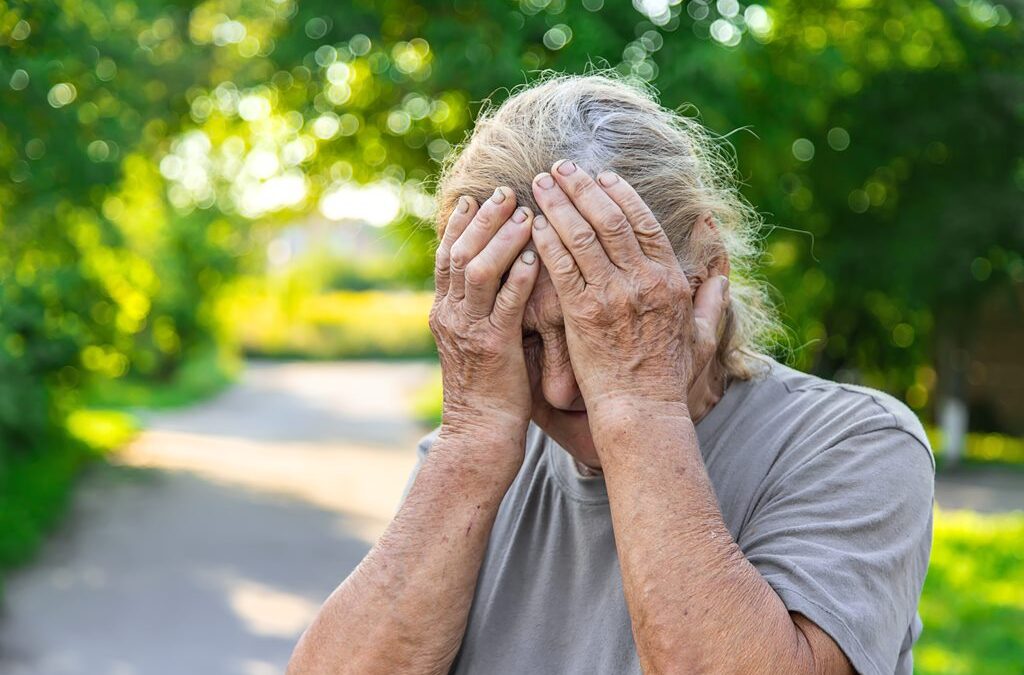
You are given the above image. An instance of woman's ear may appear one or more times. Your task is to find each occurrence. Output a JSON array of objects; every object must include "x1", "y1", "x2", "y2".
[{"x1": 688, "y1": 212, "x2": 731, "y2": 296}]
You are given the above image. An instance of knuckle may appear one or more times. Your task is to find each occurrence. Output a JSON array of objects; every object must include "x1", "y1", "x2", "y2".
[
  {"x1": 434, "y1": 249, "x2": 451, "y2": 272},
  {"x1": 551, "y1": 251, "x2": 579, "y2": 277},
  {"x1": 633, "y1": 272, "x2": 663, "y2": 300},
  {"x1": 664, "y1": 270, "x2": 688, "y2": 296},
  {"x1": 428, "y1": 307, "x2": 447, "y2": 335},
  {"x1": 604, "y1": 211, "x2": 631, "y2": 235},
  {"x1": 636, "y1": 216, "x2": 663, "y2": 238},
  {"x1": 435, "y1": 243, "x2": 451, "y2": 264},
  {"x1": 463, "y1": 304, "x2": 488, "y2": 320},
  {"x1": 449, "y1": 245, "x2": 468, "y2": 270},
  {"x1": 578, "y1": 301, "x2": 606, "y2": 324},
  {"x1": 494, "y1": 283, "x2": 526, "y2": 317},
  {"x1": 569, "y1": 227, "x2": 597, "y2": 249},
  {"x1": 464, "y1": 258, "x2": 491, "y2": 286},
  {"x1": 492, "y1": 293, "x2": 515, "y2": 317},
  {"x1": 504, "y1": 277, "x2": 525, "y2": 302}
]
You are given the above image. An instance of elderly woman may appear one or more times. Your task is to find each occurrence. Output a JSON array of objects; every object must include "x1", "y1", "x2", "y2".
[{"x1": 289, "y1": 75, "x2": 934, "y2": 675}]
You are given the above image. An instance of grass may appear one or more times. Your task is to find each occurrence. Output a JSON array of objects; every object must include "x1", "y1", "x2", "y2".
[{"x1": 915, "y1": 509, "x2": 1024, "y2": 674}]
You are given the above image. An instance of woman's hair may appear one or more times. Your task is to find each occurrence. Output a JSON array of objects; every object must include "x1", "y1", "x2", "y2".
[{"x1": 435, "y1": 72, "x2": 778, "y2": 380}]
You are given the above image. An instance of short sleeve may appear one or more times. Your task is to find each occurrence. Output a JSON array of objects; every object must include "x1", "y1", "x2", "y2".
[
  {"x1": 737, "y1": 428, "x2": 934, "y2": 675},
  {"x1": 398, "y1": 426, "x2": 441, "y2": 507}
]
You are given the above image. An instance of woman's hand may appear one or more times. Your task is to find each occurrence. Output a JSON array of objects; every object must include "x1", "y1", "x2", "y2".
[
  {"x1": 430, "y1": 187, "x2": 540, "y2": 467},
  {"x1": 529, "y1": 161, "x2": 729, "y2": 429}
]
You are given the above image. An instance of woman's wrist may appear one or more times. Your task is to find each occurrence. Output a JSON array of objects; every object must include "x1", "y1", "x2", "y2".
[
  {"x1": 587, "y1": 395, "x2": 693, "y2": 463},
  {"x1": 436, "y1": 414, "x2": 529, "y2": 478}
]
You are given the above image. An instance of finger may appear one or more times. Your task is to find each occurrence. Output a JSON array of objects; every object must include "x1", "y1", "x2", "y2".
[
  {"x1": 595, "y1": 171, "x2": 677, "y2": 266},
  {"x1": 491, "y1": 249, "x2": 541, "y2": 330},
  {"x1": 693, "y1": 274, "x2": 730, "y2": 361},
  {"x1": 435, "y1": 196, "x2": 478, "y2": 299},
  {"x1": 464, "y1": 207, "x2": 533, "y2": 318},
  {"x1": 550, "y1": 160, "x2": 644, "y2": 269},
  {"x1": 532, "y1": 172, "x2": 614, "y2": 285},
  {"x1": 449, "y1": 187, "x2": 517, "y2": 301},
  {"x1": 531, "y1": 213, "x2": 586, "y2": 299}
]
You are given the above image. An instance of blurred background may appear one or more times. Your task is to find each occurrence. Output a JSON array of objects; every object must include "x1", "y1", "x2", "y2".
[{"x1": 0, "y1": 0, "x2": 1022, "y2": 673}]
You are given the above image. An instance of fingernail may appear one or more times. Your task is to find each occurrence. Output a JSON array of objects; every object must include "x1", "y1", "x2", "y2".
[
  {"x1": 491, "y1": 187, "x2": 507, "y2": 203},
  {"x1": 522, "y1": 250, "x2": 537, "y2": 265},
  {"x1": 535, "y1": 173, "x2": 555, "y2": 190},
  {"x1": 534, "y1": 215, "x2": 548, "y2": 229},
  {"x1": 555, "y1": 160, "x2": 576, "y2": 176},
  {"x1": 512, "y1": 207, "x2": 528, "y2": 223},
  {"x1": 597, "y1": 172, "x2": 619, "y2": 187},
  {"x1": 457, "y1": 196, "x2": 470, "y2": 213},
  {"x1": 720, "y1": 275, "x2": 730, "y2": 298}
]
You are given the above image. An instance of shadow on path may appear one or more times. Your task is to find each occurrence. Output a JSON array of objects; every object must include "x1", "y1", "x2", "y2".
[{"x1": 0, "y1": 360, "x2": 436, "y2": 675}]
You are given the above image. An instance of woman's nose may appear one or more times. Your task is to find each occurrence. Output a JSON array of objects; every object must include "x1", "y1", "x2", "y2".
[
  {"x1": 541, "y1": 338, "x2": 582, "y2": 410},
  {"x1": 543, "y1": 370, "x2": 580, "y2": 410}
]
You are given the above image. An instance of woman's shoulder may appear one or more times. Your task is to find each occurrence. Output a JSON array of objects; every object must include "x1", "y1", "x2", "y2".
[{"x1": 725, "y1": 357, "x2": 934, "y2": 470}]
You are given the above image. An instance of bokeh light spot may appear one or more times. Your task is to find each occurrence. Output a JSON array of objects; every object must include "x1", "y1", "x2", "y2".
[
  {"x1": 827, "y1": 127, "x2": 850, "y2": 151},
  {"x1": 47, "y1": 83, "x2": 78, "y2": 108},
  {"x1": 791, "y1": 138, "x2": 815, "y2": 161},
  {"x1": 543, "y1": 25, "x2": 573, "y2": 50}
]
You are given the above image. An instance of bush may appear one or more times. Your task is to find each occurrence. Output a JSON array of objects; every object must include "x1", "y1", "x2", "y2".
[{"x1": 0, "y1": 410, "x2": 136, "y2": 582}]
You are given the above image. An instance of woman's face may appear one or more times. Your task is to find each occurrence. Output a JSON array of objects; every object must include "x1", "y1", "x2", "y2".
[{"x1": 521, "y1": 264, "x2": 601, "y2": 467}]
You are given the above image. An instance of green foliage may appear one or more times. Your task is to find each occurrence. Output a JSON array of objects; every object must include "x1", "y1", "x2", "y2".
[
  {"x1": 0, "y1": 0, "x2": 252, "y2": 461},
  {"x1": 916, "y1": 509, "x2": 1024, "y2": 674},
  {"x1": 0, "y1": 438, "x2": 87, "y2": 576},
  {"x1": 82, "y1": 344, "x2": 238, "y2": 410},
  {"x1": 1, "y1": 0, "x2": 1021, "y2": 620},
  {"x1": 0, "y1": 411, "x2": 135, "y2": 586}
]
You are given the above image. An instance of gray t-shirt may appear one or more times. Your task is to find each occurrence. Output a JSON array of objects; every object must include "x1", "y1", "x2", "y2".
[{"x1": 409, "y1": 360, "x2": 934, "y2": 675}]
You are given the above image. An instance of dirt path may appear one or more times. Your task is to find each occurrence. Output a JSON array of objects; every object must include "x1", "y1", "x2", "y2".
[
  {"x1": 0, "y1": 361, "x2": 436, "y2": 675},
  {"x1": 0, "y1": 360, "x2": 1018, "y2": 674}
]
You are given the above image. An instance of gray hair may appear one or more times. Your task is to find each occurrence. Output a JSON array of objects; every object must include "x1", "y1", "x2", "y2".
[{"x1": 436, "y1": 72, "x2": 778, "y2": 380}]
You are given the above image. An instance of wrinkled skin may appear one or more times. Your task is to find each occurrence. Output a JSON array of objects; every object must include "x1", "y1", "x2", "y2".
[
  {"x1": 429, "y1": 186, "x2": 541, "y2": 474},
  {"x1": 527, "y1": 161, "x2": 729, "y2": 466},
  {"x1": 431, "y1": 166, "x2": 728, "y2": 471}
]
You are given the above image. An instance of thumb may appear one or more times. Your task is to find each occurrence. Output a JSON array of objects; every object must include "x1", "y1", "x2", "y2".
[{"x1": 693, "y1": 274, "x2": 729, "y2": 340}]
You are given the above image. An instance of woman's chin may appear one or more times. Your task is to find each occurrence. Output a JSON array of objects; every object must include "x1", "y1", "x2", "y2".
[{"x1": 535, "y1": 409, "x2": 602, "y2": 470}]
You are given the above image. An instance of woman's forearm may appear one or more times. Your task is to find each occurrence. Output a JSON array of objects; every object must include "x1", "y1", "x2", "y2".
[
  {"x1": 593, "y1": 405, "x2": 848, "y2": 674},
  {"x1": 287, "y1": 432, "x2": 520, "y2": 675}
]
